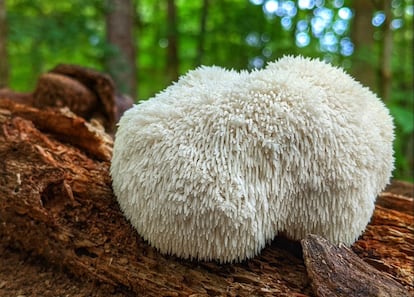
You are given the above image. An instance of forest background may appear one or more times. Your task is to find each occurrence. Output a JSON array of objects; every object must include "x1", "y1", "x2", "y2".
[{"x1": 0, "y1": 0, "x2": 412, "y2": 181}]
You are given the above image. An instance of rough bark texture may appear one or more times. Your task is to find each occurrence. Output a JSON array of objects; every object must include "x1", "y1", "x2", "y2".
[
  {"x1": 0, "y1": 99, "x2": 112, "y2": 161},
  {"x1": 0, "y1": 98, "x2": 413, "y2": 296},
  {"x1": 302, "y1": 235, "x2": 407, "y2": 297},
  {"x1": 352, "y1": 190, "x2": 414, "y2": 288}
]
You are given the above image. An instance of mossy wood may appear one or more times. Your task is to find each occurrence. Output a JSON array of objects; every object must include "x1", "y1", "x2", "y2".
[{"x1": 0, "y1": 99, "x2": 412, "y2": 296}]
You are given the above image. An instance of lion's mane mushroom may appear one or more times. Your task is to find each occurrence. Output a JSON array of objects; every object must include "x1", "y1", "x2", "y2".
[{"x1": 110, "y1": 56, "x2": 394, "y2": 263}]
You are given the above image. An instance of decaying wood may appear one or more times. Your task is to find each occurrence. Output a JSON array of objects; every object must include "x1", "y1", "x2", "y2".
[
  {"x1": 50, "y1": 64, "x2": 133, "y2": 132},
  {"x1": 1, "y1": 64, "x2": 133, "y2": 133},
  {"x1": 0, "y1": 99, "x2": 413, "y2": 296},
  {"x1": 0, "y1": 88, "x2": 33, "y2": 105},
  {"x1": 0, "y1": 99, "x2": 112, "y2": 161},
  {"x1": 352, "y1": 203, "x2": 414, "y2": 287},
  {"x1": 33, "y1": 73, "x2": 99, "y2": 119},
  {"x1": 302, "y1": 234, "x2": 407, "y2": 297}
]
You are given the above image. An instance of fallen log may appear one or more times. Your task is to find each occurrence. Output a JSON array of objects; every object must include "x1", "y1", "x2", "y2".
[
  {"x1": 1, "y1": 64, "x2": 133, "y2": 133},
  {"x1": 0, "y1": 99, "x2": 413, "y2": 296}
]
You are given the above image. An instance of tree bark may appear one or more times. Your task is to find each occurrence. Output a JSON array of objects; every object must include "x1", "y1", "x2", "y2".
[
  {"x1": 303, "y1": 235, "x2": 407, "y2": 297},
  {"x1": 0, "y1": 99, "x2": 413, "y2": 296},
  {"x1": 0, "y1": 0, "x2": 9, "y2": 88},
  {"x1": 105, "y1": 0, "x2": 137, "y2": 99}
]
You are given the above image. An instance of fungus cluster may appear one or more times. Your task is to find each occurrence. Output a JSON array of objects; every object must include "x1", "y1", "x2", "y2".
[{"x1": 110, "y1": 56, "x2": 394, "y2": 263}]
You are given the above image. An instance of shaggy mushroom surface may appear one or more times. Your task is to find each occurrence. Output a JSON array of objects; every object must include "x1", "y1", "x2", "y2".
[{"x1": 111, "y1": 56, "x2": 394, "y2": 263}]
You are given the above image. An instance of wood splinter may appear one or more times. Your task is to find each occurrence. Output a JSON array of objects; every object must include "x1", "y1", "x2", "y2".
[{"x1": 302, "y1": 234, "x2": 408, "y2": 297}]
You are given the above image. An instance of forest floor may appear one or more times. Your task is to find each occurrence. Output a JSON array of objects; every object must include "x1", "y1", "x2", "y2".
[{"x1": 0, "y1": 181, "x2": 412, "y2": 297}]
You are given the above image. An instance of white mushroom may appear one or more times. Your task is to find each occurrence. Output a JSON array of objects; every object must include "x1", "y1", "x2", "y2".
[{"x1": 110, "y1": 56, "x2": 394, "y2": 263}]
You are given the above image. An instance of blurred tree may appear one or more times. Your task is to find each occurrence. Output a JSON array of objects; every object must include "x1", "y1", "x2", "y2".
[
  {"x1": 105, "y1": 0, "x2": 137, "y2": 98},
  {"x1": 166, "y1": 0, "x2": 179, "y2": 82},
  {"x1": 380, "y1": 0, "x2": 393, "y2": 102},
  {"x1": 351, "y1": 0, "x2": 377, "y2": 92},
  {"x1": 195, "y1": 0, "x2": 209, "y2": 66},
  {"x1": 0, "y1": 0, "x2": 8, "y2": 88}
]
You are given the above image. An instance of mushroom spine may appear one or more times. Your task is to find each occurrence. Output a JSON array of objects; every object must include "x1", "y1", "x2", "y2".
[{"x1": 110, "y1": 56, "x2": 394, "y2": 263}]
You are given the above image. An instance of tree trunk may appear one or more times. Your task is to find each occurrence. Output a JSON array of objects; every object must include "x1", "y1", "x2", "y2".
[
  {"x1": 0, "y1": 97, "x2": 413, "y2": 296},
  {"x1": 105, "y1": 0, "x2": 137, "y2": 99},
  {"x1": 0, "y1": 0, "x2": 9, "y2": 88},
  {"x1": 380, "y1": 0, "x2": 393, "y2": 102},
  {"x1": 195, "y1": 0, "x2": 209, "y2": 66},
  {"x1": 166, "y1": 0, "x2": 179, "y2": 82},
  {"x1": 351, "y1": 0, "x2": 377, "y2": 93}
]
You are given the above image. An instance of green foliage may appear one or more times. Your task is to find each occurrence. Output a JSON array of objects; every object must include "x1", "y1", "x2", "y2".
[
  {"x1": 7, "y1": 0, "x2": 106, "y2": 91},
  {"x1": 390, "y1": 106, "x2": 413, "y2": 134},
  {"x1": 388, "y1": 89, "x2": 414, "y2": 181},
  {"x1": 5, "y1": 0, "x2": 413, "y2": 181}
]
